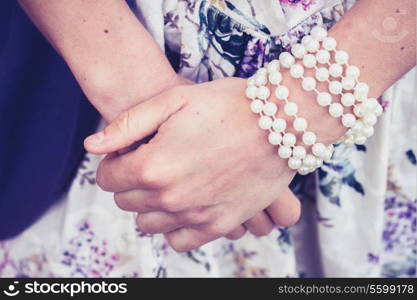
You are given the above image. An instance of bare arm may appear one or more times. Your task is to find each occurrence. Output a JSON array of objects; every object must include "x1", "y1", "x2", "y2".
[
  {"x1": 280, "y1": 0, "x2": 416, "y2": 143},
  {"x1": 18, "y1": 0, "x2": 181, "y2": 121}
]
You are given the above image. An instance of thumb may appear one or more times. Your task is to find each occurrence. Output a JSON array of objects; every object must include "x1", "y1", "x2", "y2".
[{"x1": 84, "y1": 89, "x2": 186, "y2": 154}]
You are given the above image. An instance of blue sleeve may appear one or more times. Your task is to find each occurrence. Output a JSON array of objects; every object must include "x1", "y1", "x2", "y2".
[{"x1": 0, "y1": 1, "x2": 100, "y2": 239}]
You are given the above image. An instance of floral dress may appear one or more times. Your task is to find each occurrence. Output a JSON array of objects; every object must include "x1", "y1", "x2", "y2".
[{"x1": 1, "y1": 0, "x2": 415, "y2": 277}]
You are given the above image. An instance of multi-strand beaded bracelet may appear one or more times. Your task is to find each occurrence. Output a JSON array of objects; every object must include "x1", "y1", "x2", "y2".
[{"x1": 245, "y1": 26, "x2": 383, "y2": 175}]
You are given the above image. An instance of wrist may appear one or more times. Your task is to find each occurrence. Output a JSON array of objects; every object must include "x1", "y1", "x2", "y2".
[{"x1": 75, "y1": 62, "x2": 184, "y2": 122}]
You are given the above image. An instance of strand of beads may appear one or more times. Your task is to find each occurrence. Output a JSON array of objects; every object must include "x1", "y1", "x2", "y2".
[
  {"x1": 246, "y1": 58, "x2": 333, "y2": 175},
  {"x1": 284, "y1": 25, "x2": 383, "y2": 146},
  {"x1": 245, "y1": 26, "x2": 383, "y2": 175}
]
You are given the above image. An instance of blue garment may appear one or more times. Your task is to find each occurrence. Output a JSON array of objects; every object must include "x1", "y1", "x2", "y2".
[{"x1": 0, "y1": 1, "x2": 99, "y2": 239}]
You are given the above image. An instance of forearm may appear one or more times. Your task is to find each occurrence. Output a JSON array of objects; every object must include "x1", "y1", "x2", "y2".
[
  {"x1": 18, "y1": 0, "x2": 179, "y2": 121},
  {"x1": 278, "y1": 0, "x2": 416, "y2": 143}
]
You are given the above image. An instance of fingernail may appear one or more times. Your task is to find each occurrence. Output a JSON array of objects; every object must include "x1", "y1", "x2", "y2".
[{"x1": 86, "y1": 131, "x2": 105, "y2": 145}]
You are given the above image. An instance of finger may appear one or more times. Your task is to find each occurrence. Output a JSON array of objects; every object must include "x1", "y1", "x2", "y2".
[
  {"x1": 96, "y1": 148, "x2": 150, "y2": 192},
  {"x1": 244, "y1": 212, "x2": 274, "y2": 237},
  {"x1": 114, "y1": 190, "x2": 159, "y2": 213},
  {"x1": 136, "y1": 212, "x2": 184, "y2": 234},
  {"x1": 225, "y1": 225, "x2": 246, "y2": 240},
  {"x1": 266, "y1": 188, "x2": 301, "y2": 227},
  {"x1": 97, "y1": 143, "x2": 168, "y2": 192},
  {"x1": 164, "y1": 227, "x2": 215, "y2": 252},
  {"x1": 84, "y1": 88, "x2": 186, "y2": 154}
]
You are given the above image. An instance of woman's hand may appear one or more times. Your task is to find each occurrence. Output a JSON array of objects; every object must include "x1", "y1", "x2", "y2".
[{"x1": 84, "y1": 77, "x2": 340, "y2": 251}]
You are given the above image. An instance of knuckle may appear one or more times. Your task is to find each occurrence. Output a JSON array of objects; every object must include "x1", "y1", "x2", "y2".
[
  {"x1": 134, "y1": 160, "x2": 161, "y2": 187},
  {"x1": 157, "y1": 192, "x2": 182, "y2": 212}
]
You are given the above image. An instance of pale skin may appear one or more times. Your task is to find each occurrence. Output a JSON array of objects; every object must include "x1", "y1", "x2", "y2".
[
  {"x1": 20, "y1": 0, "x2": 416, "y2": 251},
  {"x1": 18, "y1": 0, "x2": 299, "y2": 239}
]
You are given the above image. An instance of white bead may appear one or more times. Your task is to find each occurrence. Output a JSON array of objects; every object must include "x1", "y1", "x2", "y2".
[
  {"x1": 268, "y1": 132, "x2": 282, "y2": 145},
  {"x1": 322, "y1": 37, "x2": 337, "y2": 51},
  {"x1": 362, "y1": 125, "x2": 374, "y2": 138},
  {"x1": 288, "y1": 157, "x2": 302, "y2": 170},
  {"x1": 268, "y1": 71, "x2": 283, "y2": 85},
  {"x1": 256, "y1": 86, "x2": 270, "y2": 100},
  {"x1": 298, "y1": 166, "x2": 311, "y2": 175},
  {"x1": 257, "y1": 68, "x2": 267, "y2": 76},
  {"x1": 303, "y1": 154, "x2": 317, "y2": 168},
  {"x1": 353, "y1": 104, "x2": 365, "y2": 117},
  {"x1": 262, "y1": 102, "x2": 277, "y2": 116},
  {"x1": 351, "y1": 120, "x2": 364, "y2": 133},
  {"x1": 354, "y1": 134, "x2": 367, "y2": 145},
  {"x1": 247, "y1": 76, "x2": 256, "y2": 86},
  {"x1": 301, "y1": 35, "x2": 314, "y2": 46},
  {"x1": 341, "y1": 93, "x2": 355, "y2": 106},
  {"x1": 291, "y1": 43, "x2": 307, "y2": 59},
  {"x1": 341, "y1": 77, "x2": 356, "y2": 90},
  {"x1": 335, "y1": 50, "x2": 349, "y2": 65},
  {"x1": 267, "y1": 60, "x2": 280, "y2": 73},
  {"x1": 245, "y1": 86, "x2": 258, "y2": 99},
  {"x1": 346, "y1": 65, "x2": 360, "y2": 79},
  {"x1": 258, "y1": 116, "x2": 273, "y2": 130},
  {"x1": 292, "y1": 145, "x2": 307, "y2": 159},
  {"x1": 363, "y1": 113, "x2": 377, "y2": 126},
  {"x1": 343, "y1": 135, "x2": 355, "y2": 146},
  {"x1": 302, "y1": 77, "x2": 316, "y2": 91},
  {"x1": 329, "y1": 102, "x2": 343, "y2": 117},
  {"x1": 278, "y1": 146, "x2": 292, "y2": 159},
  {"x1": 342, "y1": 113, "x2": 356, "y2": 128},
  {"x1": 314, "y1": 68, "x2": 328, "y2": 82},
  {"x1": 328, "y1": 144, "x2": 334, "y2": 152},
  {"x1": 279, "y1": 52, "x2": 295, "y2": 68},
  {"x1": 305, "y1": 39, "x2": 320, "y2": 53},
  {"x1": 329, "y1": 80, "x2": 343, "y2": 95},
  {"x1": 310, "y1": 26, "x2": 328, "y2": 41},
  {"x1": 302, "y1": 131, "x2": 316, "y2": 145},
  {"x1": 282, "y1": 133, "x2": 297, "y2": 147},
  {"x1": 255, "y1": 73, "x2": 267, "y2": 86},
  {"x1": 316, "y1": 92, "x2": 332, "y2": 106},
  {"x1": 322, "y1": 148, "x2": 333, "y2": 161},
  {"x1": 375, "y1": 103, "x2": 383, "y2": 116},
  {"x1": 354, "y1": 82, "x2": 369, "y2": 100},
  {"x1": 293, "y1": 117, "x2": 308, "y2": 132},
  {"x1": 272, "y1": 118, "x2": 287, "y2": 132},
  {"x1": 315, "y1": 157, "x2": 324, "y2": 168},
  {"x1": 284, "y1": 102, "x2": 298, "y2": 116},
  {"x1": 250, "y1": 100, "x2": 264, "y2": 113},
  {"x1": 329, "y1": 64, "x2": 343, "y2": 77},
  {"x1": 290, "y1": 64, "x2": 304, "y2": 78},
  {"x1": 316, "y1": 50, "x2": 330, "y2": 64},
  {"x1": 275, "y1": 85, "x2": 289, "y2": 100},
  {"x1": 312, "y1": 143, "x2": 326, "y2": 157},
  {"x1": 303, "y1": 54, "x2": 317, "y2": 68},
  {"x1": 363, "y1": 98, "x2": 378, "y2": 112}
]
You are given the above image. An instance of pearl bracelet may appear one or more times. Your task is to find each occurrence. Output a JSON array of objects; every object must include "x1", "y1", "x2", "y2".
[
  {"x1": 245, "y1": 25, "x2": 382, "y2": 175},
  {"x1": 246, "y1": 64, "x2": 333, "y2": 175},
  {"x1": 279, "y1": 25, "x2": 383, "y2": 146}
]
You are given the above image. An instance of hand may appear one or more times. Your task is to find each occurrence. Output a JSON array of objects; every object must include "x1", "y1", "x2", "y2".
[{"x1": 85, "y1": 78, "x2": 304, "y2": 251}]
